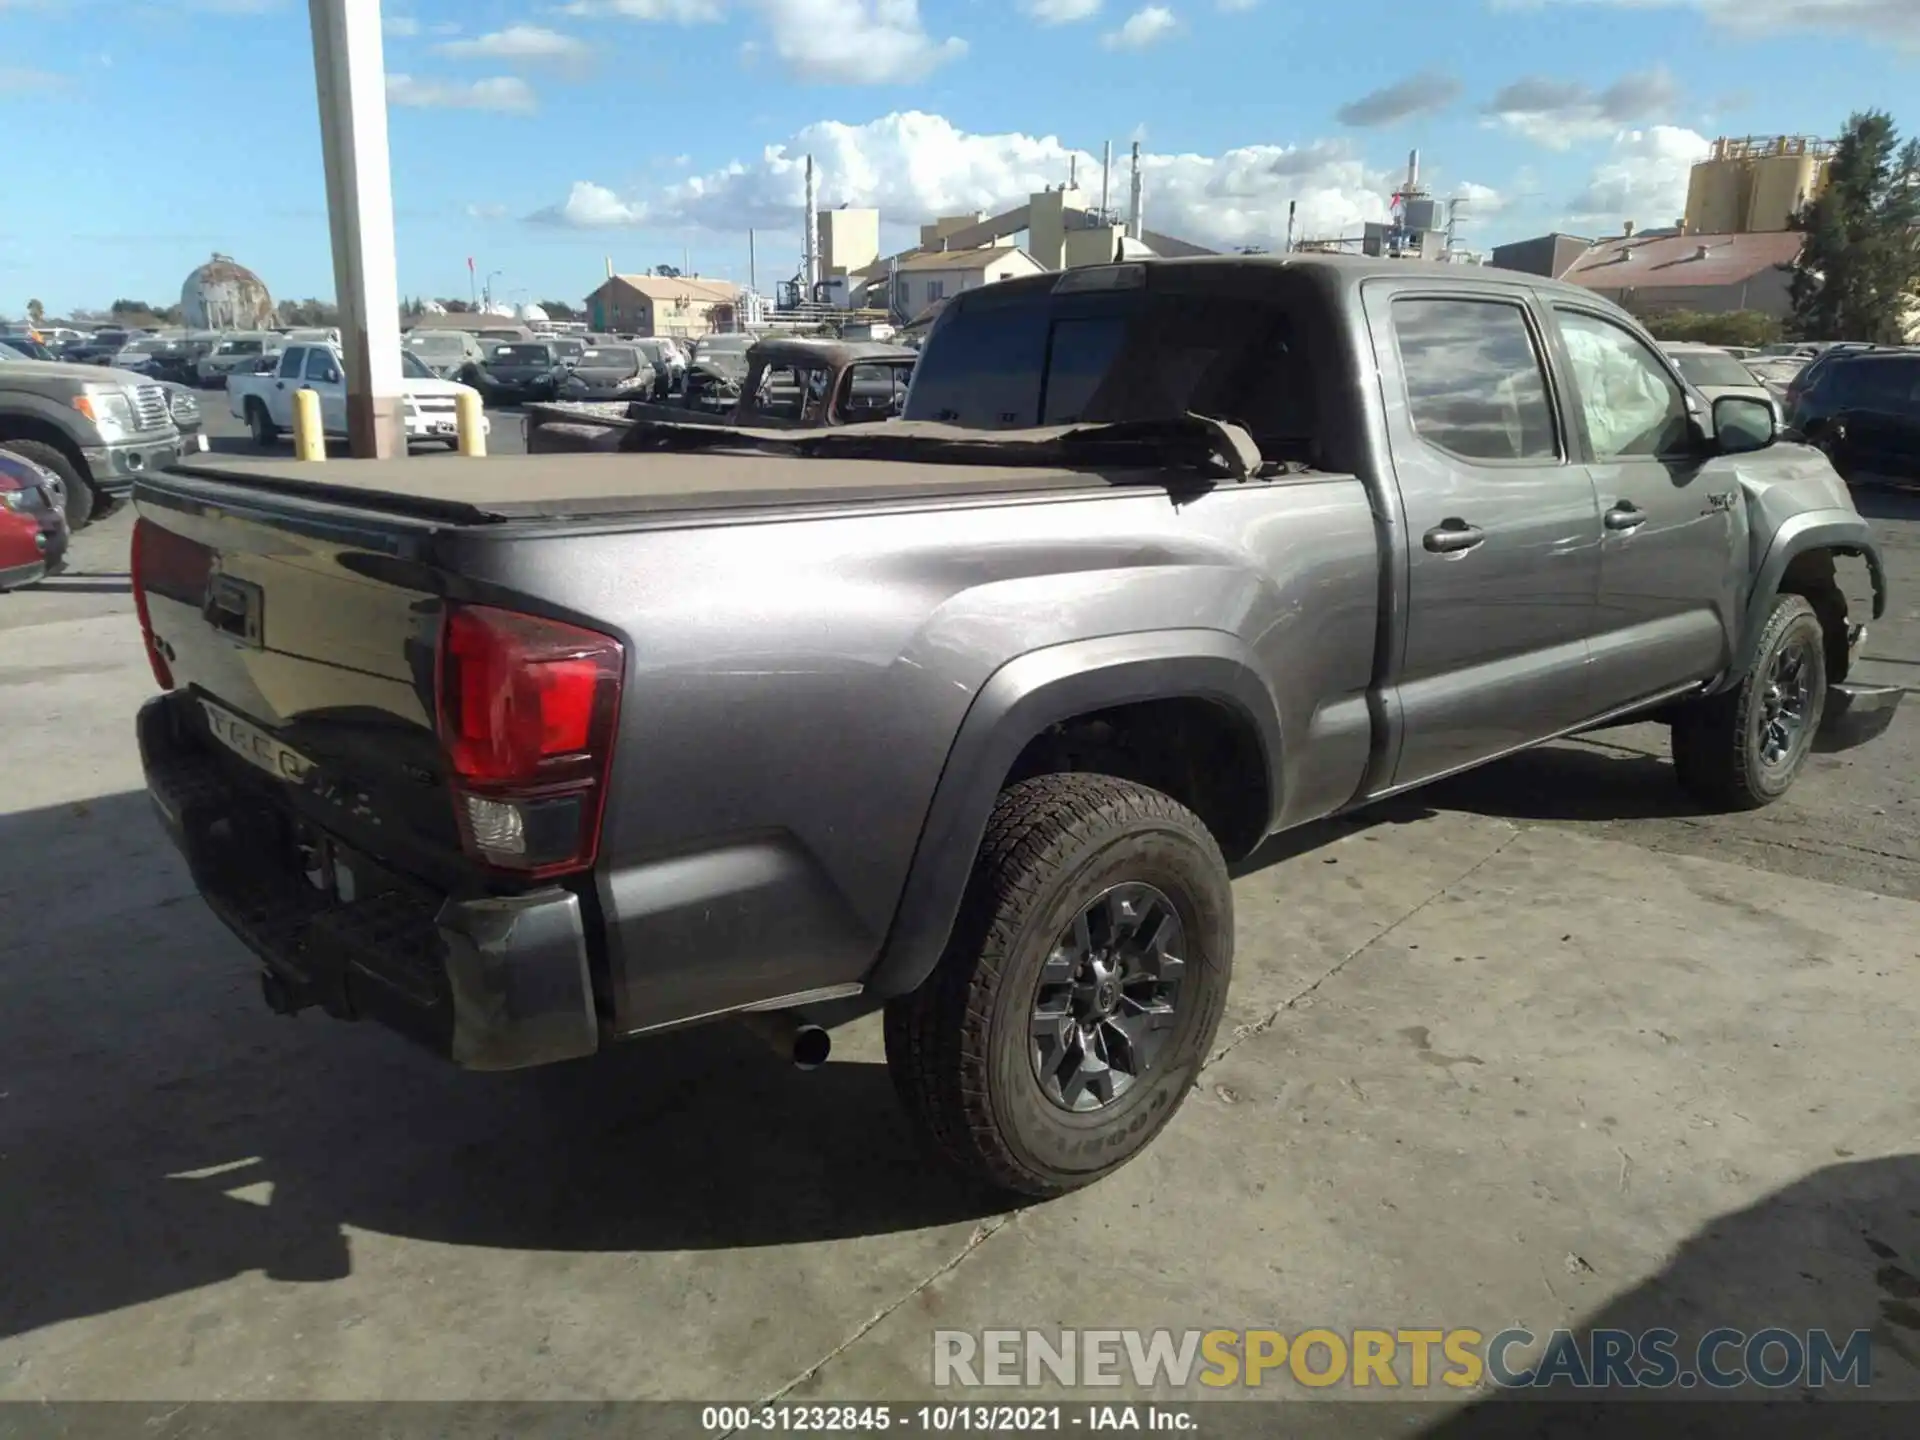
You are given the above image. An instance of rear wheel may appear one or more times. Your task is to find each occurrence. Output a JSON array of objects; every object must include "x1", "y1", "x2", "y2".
[
  {"x1": 0, "y1": 439, "x2": 92, "y2": 530},
  {"x1": 247, "y1": 399, "x2": 278, "y2": 448},
  {"x1": 1672, "y1": 593, "x2": 1827, "y2": 810},
  {"x1": 884, "y1": 773, "x2": 1233, "y2": 1199}
]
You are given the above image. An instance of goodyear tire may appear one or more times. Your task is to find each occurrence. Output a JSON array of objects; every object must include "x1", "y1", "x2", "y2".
[
  {"x1": 884, "y1": 773, "x2": 1232, "y2": 1199},
  {"x1": 1672, "y1": 593, "x2": 1828, "y2": 810}
]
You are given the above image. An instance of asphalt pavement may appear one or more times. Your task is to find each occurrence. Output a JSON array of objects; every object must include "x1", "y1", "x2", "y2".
[{"x1": 0, "y1": 468, "x2": 1915, "y2": 1414}]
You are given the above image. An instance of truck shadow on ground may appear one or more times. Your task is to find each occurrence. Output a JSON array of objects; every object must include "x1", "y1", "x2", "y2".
[
  {"x1": 1405, "y1": 1152, "x2": 1920, "y2": 1434},
  {"x1": 0, "y1": 789, "x2": 1010, "y2": 1342},
  {"x1": 1415, "y1": 738, "x2": 1707, "y2": 825}
]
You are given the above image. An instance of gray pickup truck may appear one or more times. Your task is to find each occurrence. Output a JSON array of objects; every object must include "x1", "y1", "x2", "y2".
[
  {"x1": 0, "y1": 349, "x2": 197, "y2": 528},
  {"x1": 131, "y1": 255, "x2": 1898, "y2": 1198}
]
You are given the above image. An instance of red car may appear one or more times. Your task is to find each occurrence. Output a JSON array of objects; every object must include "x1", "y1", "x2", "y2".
[{"x1": 0, "y1": 451, "x2": 70, "y2": 590}]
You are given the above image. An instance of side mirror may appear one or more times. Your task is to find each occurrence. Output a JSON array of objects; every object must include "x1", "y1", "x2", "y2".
[{"x1": 1713, "y1": 394, "x2": 1776, "y2": 455}]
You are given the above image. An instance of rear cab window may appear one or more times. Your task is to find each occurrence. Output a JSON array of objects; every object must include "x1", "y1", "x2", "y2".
[
  {"x1": 1390, "y1": 297, "x2": 1559, "y2": 462},
  {"x1": 902, "y1": 274, "x2": 1321, "y2": 463},
  {"x1": 277, "y1": 346, "x2": 307, "y2": 378}
]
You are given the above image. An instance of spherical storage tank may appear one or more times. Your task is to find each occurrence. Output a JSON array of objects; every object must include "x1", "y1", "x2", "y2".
[
  {"x1": 514, "y1": 302, "x2": 549, "y2": 324},
  {"x1": 181, "y1": 254, "x2": 276, "y2": 330}
]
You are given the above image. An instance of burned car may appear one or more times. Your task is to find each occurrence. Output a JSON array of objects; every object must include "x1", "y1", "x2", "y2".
[
  {"x1": 524, "y1": 336, "x2": 917, "y2": 452},
  {"x1": 681, "y1": 334, "x2": 753, "y2": 413}
]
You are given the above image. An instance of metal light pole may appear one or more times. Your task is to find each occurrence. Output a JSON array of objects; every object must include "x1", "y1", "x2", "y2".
[
  {"x1": 484, "y1": 270, "x2": 504, "y2": 311},
  {"x1": 307, "y1": 0, "x2": 405, "y2": 459}
]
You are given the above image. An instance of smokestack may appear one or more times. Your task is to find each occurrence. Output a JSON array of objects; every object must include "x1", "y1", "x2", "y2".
[
  {"x1": 803, "y1": 155, "x2": 819, "y2": 291},
  {"x1": 749, "y1": 229, "x2": 757, "y2": 295},
  {"x1": 605, "y1": 255, "x2": 613, "y2": 279},
  {"x1": 1127, "y1": 141, "x2": 1143, "y2": 241},
  {"x1": 1407, "y1": 149, "x2": 1420, "y2": 191},
  {"x1": 1286, "y1": 200, "x2": 1296, "y2": 254},
  {"x1": 1101, "y1": 141, "x2": 1112, "y2": 225},
  {"x1": 1623, "y1": 219, "x2": 1635, "y2": 238},
  {"x1": 1068, "y1": 154, "x2": 1077, "y2": 190}
]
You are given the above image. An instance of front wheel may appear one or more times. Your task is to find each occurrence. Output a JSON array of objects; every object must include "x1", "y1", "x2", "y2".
[
  {"x1": 884, "y1": 773, "x2": 1233, "y2": 1199},
  {"x1": 1672, "y1": 593, "x2": 1827, "y2": 810}
]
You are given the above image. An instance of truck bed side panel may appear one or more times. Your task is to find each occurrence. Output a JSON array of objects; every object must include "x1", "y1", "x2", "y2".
[{"x1": 443, "y1": 476, "x2": 1380, "y2": 1034}]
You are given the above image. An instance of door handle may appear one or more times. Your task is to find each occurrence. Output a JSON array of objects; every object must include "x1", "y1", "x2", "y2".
[
  {"x1": 1605, "y1": 503, "x2": 1647, "y2": 532},
  {"x1": 1423, "y1": 519, "x2": 1485, "y2": 554}
]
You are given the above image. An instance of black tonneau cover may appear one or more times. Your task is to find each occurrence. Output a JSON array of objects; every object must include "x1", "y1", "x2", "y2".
[{"x1": 158, "y1": 440, "x2": 1170, "y2": 526}]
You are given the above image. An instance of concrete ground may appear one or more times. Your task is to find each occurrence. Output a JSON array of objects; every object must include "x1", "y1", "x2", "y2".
[{"x1": 0, "y1": 485, "x2": 1916, "y2": 1418}]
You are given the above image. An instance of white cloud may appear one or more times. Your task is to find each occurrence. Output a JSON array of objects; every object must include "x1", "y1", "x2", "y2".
[
  {"x1": 1102, "y1": 4, "x2": 1177, "y2": 48},
  {"x1": 758, "y1": 0, "x2": 966, "y2": 82},
  {"x1": 1566, "y1": 125, "x2": 1710, "y2": 227},
  {"x1": 386, "y1": 74, "x2": 538, "y2": 113},
  {"x1": 1216, "y1": 0, "x2": 1257, "y2": 8},
  {"x1": 1484, "y1": 67, "x2": 1681, "y2": 149},
  {"x1": 466, "y1": 202, "x2": 510, "y2": 220},
  {"x1": 1025, "y1": 0, "x2": 1101, "y2": 22},
  {"x1": 1493, "y1": 0, "x2": 1920, "y2": 46},
  {"x1": 557, "y1": 0, "x2": 725, "y2": 20},
  {"x1": 529, "y1": 110, "x2": 1395, "y2": 252},
  {"x1": 436, "y1": 24, "x2": 591, "y2": 62}
]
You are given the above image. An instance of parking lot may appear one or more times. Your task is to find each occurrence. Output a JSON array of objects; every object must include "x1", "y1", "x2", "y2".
[{"x1": 1, "y1": 473, "x2": 1916, "y2": 1412}]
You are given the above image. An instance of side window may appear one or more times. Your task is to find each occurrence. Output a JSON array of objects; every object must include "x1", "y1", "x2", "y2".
[
  {"x1": 843, "y1": 362, "x2": 913, "y2": 419},
  {"x1": 278, "y1": 346, "x2": 306, "y2": 378},
  {"x1": 926, "y1": 280, "x2": 946, "y2": 303},
  {"x1": 305, "y1": 349, "x2": 340, "y2": 384},
  {"x1": 754, "y1": 363, "x2": 808, "y2": 420},
  {"x1": 1392, "y1": 297, "x2": 1559, "y2": 462},
  {"x1": 1553, "y1": 309, "x2": 1691, "y2": 459}
]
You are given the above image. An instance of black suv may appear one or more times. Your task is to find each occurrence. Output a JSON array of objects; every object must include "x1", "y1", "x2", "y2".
[{"x1": 1787, "y1": 349, "x2": 1920, "y2": 482}]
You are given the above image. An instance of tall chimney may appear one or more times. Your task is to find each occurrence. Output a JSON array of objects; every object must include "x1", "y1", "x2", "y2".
[
  {"x1": 1623, "y1": 219, "x2": 1635, "y2": 238},
  {"x1": 1068, "y1": 154, "x2": 1077, "y2": 190},
  {"x1": 1286, "y1": 200, "x2": 1296, "y2": 254},
  {"x1": 1407, "y1": 149, "x2": 1420, "y2": 191},
  {"x1": 1101, "y1": 141, "x2": 1112, "y2": 224},
  {"x1": 803, "y1": 155, "x2": 819, "y2": 292},
  {"x1": 605, "y1": 255, "x2": 613, "y2": 279},
  {"x1": 1127, "y1": 141, "x2": 1143, "y2": 241}
]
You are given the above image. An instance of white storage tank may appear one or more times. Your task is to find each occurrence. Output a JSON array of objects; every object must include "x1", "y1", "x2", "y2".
[{"x1": 181, "y1": 254, "x2": 275, "y2": 330}]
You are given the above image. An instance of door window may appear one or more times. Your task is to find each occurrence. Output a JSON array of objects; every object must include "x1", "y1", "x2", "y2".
[
  {"x1": 1392, "y1": 298, "x2": 1559, "y2": 462},
  {"x1": 1554, "y1": 310, "x2": 1691, "y2": 459},
  {"x1": 277, "y1": 347, "x2": 306, "y2": 378},
  {"x1": 304, "y1": 349, "x2": 341, "y2": 384}
]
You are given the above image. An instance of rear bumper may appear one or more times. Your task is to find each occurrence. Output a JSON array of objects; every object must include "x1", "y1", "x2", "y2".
[
  {"x1": 137, "y1": 693, "x2": 601, "y2": 1071},
  {"x1": 1816, "y1": 681, "x2": 1905, "y2": 753}
]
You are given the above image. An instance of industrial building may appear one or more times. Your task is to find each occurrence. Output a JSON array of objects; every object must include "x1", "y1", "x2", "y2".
[
  {"x1": 582, "y1": 272, "x2": 743, "y2": 338},
  {"x1": 1489, "y1": 134, "x2": 1836, "y2": 321}
]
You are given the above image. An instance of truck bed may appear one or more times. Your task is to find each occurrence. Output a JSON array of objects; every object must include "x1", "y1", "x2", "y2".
[{"x1": 162, "y1": 448, "x2": 1164, "y2": 525}]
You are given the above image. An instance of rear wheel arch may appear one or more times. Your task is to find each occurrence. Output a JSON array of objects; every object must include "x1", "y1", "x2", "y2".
[{"x1": 864, "y1": 631, "x2": 1281, "y2": 1001}]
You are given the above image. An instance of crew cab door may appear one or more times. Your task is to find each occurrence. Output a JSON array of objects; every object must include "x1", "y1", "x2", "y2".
[
  {"x1": 1363, "y1": 283, "x2": 1603, "y2": 788},
  {"x1": 1546, "y1": 306, "x2": 1744, "y2": 711},
  {"x1": 302, "y1": 347, "x2": 348, "y2": 435},
  {"x1": 269, "y1": 346, "x2": 307, "y2": 425}
]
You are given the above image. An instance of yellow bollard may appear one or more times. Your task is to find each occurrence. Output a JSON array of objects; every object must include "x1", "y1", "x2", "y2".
[
  {"x1": 456, "y1": 389, "x2": 487, "y2": 457},
  {"x1": 291, "y1": 388, "x2": 325, "y2": 462}
]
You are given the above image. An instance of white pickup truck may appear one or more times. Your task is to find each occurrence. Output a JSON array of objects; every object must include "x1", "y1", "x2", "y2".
[{"x1": 227, "y1": 341, "x2": 490, "y2": 449}]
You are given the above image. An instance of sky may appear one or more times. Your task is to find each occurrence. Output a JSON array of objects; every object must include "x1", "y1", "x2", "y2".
[{"x1": 0, "y1": 0, "x2": 1915, "y2": 316}]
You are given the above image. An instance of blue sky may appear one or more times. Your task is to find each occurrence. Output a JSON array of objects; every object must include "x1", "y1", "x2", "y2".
[{"x1": 0, "y1": 0, "x2": 1913, "y2": 316}]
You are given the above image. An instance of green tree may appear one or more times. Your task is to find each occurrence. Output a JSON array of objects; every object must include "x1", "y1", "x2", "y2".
[
  {"x1": 1788, "y1": 110, "x2": 1920, "y2": 344},
  {"x1": 538, "y1": 298, "x2": 579, "y2": 320},
  {"x1": 26, "y1": 299, "x2": 44, "y2": 326},
  {"x1": 1642, "y1": 309, "x2": 1784, "y2": 348}
]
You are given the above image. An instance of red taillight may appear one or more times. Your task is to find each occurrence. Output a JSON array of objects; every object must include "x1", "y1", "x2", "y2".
[
  {"x1": 130, "y1": 517, "x2": 180, "y2": 691},
  {"x1": 435, "y1": 602, "x2": 624, "y2": 878}
]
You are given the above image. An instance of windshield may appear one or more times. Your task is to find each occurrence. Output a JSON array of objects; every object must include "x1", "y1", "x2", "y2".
[
  {"x1": 407, "y1": 333, "x2": 467, "y2": 355},
  {"x1": 553, "y1": 339, "x2": 585, "y2": 359},
  {"x1": 697, "y1": 336, "x2": 750, "y2": 355},
  {"x1": 492, "y1": 344, "x2": 554, "y2": 363},
  {"x1": 578, "y1": 347, "x2": 640, "y2": 372},
  {"x1": 400, "y1": 351, "x2": 435, "y2": 380},
  {"x1": 122, "y1": 338, "x2": 166, "y2": 354},
  {"x1": 1670, "y1": 351, "x2": 1757, "y2": 388},
  {"x1": 215, "y1": 339, "x2": 262, "y2": 355}
]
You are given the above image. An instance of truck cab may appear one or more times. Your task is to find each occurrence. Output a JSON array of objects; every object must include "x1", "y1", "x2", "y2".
[{"x1": 228, "y1": 342, "x2": 489, "y2": 448}]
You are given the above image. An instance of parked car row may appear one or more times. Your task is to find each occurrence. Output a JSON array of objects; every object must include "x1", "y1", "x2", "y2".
[{"x1": 402, "y1": 327, "x2": 692, "y2": 405}]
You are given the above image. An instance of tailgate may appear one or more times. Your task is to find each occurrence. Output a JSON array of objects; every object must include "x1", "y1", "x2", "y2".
[{"x1": 133, "y1": 481, "x2": 462, "y2": 882}]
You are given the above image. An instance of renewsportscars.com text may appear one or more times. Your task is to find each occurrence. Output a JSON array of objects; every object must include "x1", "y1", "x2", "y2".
[{"x1": 933, "y1": 1327, "x2": 1873, "y2": 1391}]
